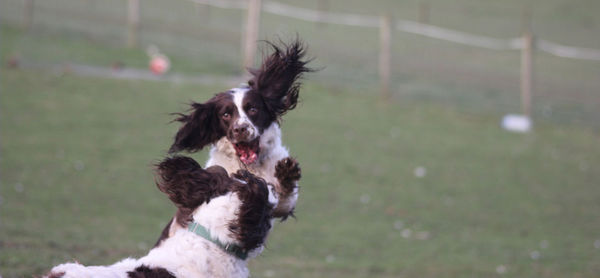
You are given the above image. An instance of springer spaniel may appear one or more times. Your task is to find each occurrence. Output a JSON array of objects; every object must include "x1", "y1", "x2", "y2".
[
  {"x1": 46, "y1": 156, "x2": 278, "y2": 278},
  {"x1": 161, "y1": 40, "x2": 311, "y2": 241}
]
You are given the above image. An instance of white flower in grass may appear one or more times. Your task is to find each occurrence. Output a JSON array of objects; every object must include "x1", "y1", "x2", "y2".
[
  {"x1": 264, "y1": 270, "x2": 275, "y2": 277},
  {"x1": 540, "y1": 240, "x2": 549, "y2": 249},
  {"x1": 496, "y1": 265, "x2": 507, "y2": 274},
  {"x1": 14, "y1": 183, "x2": 24, "y2": 193},
  {"x1": 414, "y1": 166, "x2": 426, "y2": 178},
  {"x1": 401, "y1": 229, "x2": 412, "y2": 239},
  {"x1": 530, "y1": 250, "x2": 541, "y2": 260},
  {"x1": 359, "y1": 194, "x2": 370, "y2": 204},
  {"x1": 393, "y1": 220, "x2": 404, "y2": 231},
  {"x1": 325, "y1": 255, "x2": 335, "y2": 263},
  {"x1": 74, "y1": 160, "x2": 85, "y2": 171},
  {"x1": 594, "y1": 240, "x2": 600, "y2": 249}
]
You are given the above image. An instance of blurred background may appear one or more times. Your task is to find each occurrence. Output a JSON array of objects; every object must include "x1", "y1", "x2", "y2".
[{"x1": 1, "y1": 0, "x2": 599, "y2": 277}]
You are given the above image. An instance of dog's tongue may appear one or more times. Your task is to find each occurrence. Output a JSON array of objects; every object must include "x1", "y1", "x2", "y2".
[
  {"x1": 234, "y1": 140, "x2": 259, "y2": 165},
  {"x1": 238, "y1": 148, "x2": 258, "y2": 165}
]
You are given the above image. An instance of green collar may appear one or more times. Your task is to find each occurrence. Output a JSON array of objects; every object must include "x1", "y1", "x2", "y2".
[{"x1": 187, "y1": 222, "x2": 248, "y2": 260}]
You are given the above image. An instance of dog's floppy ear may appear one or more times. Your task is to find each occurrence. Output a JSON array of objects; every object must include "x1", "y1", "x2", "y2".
[
  {"x1": 155, "y1": 156, "x2": 230, "y2": 209},
  {"x1": 169, "y1": 101, "x2": 224, "y2": 153},
  {"x1": 248, "y1": 39, "x2": 313, "y2": 118}
]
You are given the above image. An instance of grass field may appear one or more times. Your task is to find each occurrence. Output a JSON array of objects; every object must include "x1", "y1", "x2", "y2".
[
  {"x1": 2, "y1": 65, "x2": 600, "y2": 277},
  {"x1": 1, "y1": 1, "x2": 600, "y2": 276}
]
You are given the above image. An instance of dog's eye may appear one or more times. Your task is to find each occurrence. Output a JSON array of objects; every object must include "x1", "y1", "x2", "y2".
[
  {"x1": 248, "y1": 107, "x2": 258, "y2": 115},
  {"x1": 222, "y1": 112, "x2": 231, "y2": 120}
]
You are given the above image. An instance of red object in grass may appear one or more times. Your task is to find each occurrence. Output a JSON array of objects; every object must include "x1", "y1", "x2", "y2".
[{"x1": 149, "y1": 54, "x2": 170, "y2": 75}]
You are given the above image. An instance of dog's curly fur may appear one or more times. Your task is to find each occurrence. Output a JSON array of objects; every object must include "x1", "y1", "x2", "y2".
[{"x1": 247, "y1": 40, "x2": 313, "y2": 118}]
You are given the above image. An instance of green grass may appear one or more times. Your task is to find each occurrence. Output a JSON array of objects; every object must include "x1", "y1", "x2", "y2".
[
  {"x1": 2, "y1": 67, "x2": 600, "y2": 277},
  {"x1": 1, "y1": 2, "x2": 600, "y2": 276}
]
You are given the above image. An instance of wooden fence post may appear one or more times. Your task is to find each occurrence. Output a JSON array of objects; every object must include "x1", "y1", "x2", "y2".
[
  {"x1": 418, "y1": 1, "x2": 429, "y2": 24},
  {"x1": 520, "y1": 6, "x2": 533, "y2": 117},
  {"x1": 196, "y1": 1, "x2": 210, "y2": 21},
  {"x1": 520, "y1": 31, "x2": 533, "y2": 117},
  {"x1": 379, "y1": 14, "x2": 392, "y2": 100},
  {"x1": 242, "y1": 0, "x2": 262, "y2": 73},
  {"x1": 317, "y1": 0, "x2": 330, "y2": 27},
  {"x1": 127, "y1": 0, "x2": 140, "y2": 48},
  {"x1": 23, "y1": 0, "x2": 35, "y2": 30}
]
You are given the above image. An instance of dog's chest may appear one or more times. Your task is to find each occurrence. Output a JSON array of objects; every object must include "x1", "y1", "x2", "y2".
[
  {"x1": 207, "y1": 148, "x2": 278, "y2": 186},
  {"x1": 207, "y1": 137, "x2": 287, "y2": 186}
]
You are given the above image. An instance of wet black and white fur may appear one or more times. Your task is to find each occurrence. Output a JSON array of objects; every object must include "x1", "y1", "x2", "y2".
[
  {"x1": 45, "y1": 157, "x2": 278, "y2": 278},
  {"x1": 163, "y1": 40, "x2": 311, "y2": 240}
]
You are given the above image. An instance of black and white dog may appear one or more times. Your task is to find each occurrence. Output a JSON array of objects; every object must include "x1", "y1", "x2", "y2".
[
  {"x1": 162, "y1": 40, "x2": 312, "y2": 240},
  {"x1": 46, "y1": 156, "x2": 278, "y2": 278}
]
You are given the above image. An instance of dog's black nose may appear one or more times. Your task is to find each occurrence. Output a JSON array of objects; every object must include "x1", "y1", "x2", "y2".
[{"x1": 233, "y1": 123, "x2": 250, "y2": 136}]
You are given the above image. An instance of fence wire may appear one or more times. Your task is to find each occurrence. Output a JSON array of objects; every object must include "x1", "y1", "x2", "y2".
[{"x1": 1, "y1": 0, "x2": 599, "y2": 128}]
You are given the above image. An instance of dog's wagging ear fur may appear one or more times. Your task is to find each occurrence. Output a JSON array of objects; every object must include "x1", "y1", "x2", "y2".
[
  {"x1": 169, "y1": 101, "x2": 225, "y2": 153},
  {"x1": 248, "y1": 39, "x2": 314, "y2": 119},
  {"x1": 155, "y1": 156, "x2": 230, "y2": 226}
]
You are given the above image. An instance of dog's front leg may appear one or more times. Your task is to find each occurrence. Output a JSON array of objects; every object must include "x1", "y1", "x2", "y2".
[{"x1": 273, "y1": 157, "x2": 301, "y2": 219}]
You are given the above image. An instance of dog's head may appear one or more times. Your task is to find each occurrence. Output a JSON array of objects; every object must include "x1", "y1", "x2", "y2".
[
  {"x1": 169, "y1": 39, "x2": 312, "y2": 165},
  {"x1": 155, "y1": 156, "x2": 278, "y2": 252}
]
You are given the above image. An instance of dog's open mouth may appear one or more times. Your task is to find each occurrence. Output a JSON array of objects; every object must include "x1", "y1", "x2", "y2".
[{"x1": 233, "y1": 138, "x2": 260, "y2": 165}]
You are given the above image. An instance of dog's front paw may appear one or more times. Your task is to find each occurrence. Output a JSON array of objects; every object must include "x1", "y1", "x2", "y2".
[
  {"x1": 276, "y1": 157, "x2": 301, "y2": 182},
  {"x1": 275, "y1": 157, "x2": 301, "y2": 195}
]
